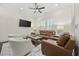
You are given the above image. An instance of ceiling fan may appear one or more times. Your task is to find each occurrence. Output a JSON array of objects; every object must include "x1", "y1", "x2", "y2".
[{"x1": 29, "y1": 3, "x2": 45, "y2": 13}]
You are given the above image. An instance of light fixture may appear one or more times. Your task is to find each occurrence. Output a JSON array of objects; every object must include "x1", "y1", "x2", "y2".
[
  {"x1": 55, "y1": 4, "x2": 58, "y2": 7},
  {"x1": 20, "y1": 8, "x2": 24, "y2": 10},
  {"x1": 29, "y1": 3, "x2": 45, "y2": 14}
]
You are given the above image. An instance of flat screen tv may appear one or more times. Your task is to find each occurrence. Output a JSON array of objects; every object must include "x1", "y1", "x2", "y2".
[{"x1": 19, "y1": 19, "x2": 31, "y2": 27}]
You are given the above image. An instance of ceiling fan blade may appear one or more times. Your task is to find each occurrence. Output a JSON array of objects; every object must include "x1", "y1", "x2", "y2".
[
  {"x1": 33, "y1": 10, "x2": 36, "y2": 14},
  {"x1": 39, "y1": 7, "x2": 45, "y2": 9},
  {"x1": 38, "y1": 9, "x2": 42, "y2": 13},
  {"x1": 29, "y1": 3, "x2": 45, "y2": 14}
]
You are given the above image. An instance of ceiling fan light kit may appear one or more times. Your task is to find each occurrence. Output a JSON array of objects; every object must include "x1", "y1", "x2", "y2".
[{"x1": 29, "y1": 3, "x2": 45, "y2": 14}]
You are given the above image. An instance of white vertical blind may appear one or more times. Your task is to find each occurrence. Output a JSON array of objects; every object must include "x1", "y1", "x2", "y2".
[{"x1": 40, "y1": 17, "x2": 53, "y2": 30}]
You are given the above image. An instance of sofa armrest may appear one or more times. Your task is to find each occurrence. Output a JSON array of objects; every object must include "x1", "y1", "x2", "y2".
[{"x1": 41, "y1": 40, "x2": 72, "y2": 56}]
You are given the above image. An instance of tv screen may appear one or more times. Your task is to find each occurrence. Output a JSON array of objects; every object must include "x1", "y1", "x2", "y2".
[{"x1": 19, "y1": 19, "x2": 31, "y2": 27}]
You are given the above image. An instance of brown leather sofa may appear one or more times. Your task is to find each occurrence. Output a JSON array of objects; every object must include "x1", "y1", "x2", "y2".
[
  {"x1": 39, "y1": 30, "x2": 56, "y2": 39},
  {"x1": 41, "y1": 33, "x2": 75, "y2": 56},
  {"x1": 40, "y1": 30, "x2": 56, "y2": 36}
]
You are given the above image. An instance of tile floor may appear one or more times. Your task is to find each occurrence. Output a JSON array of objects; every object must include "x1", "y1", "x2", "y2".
[
  {"x1": 0, "y1": 43, "x2": 43, "y2": 56},
  {"x1": 0, "y1": 42, "x2": 74, "y2": 56}
]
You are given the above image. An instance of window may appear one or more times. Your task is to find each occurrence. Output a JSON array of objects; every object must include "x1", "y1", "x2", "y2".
[{"x1": 40, "y1": 17, "x2": 53, "y2": 30}]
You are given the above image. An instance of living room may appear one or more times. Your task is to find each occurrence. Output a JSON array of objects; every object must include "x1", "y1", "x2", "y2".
[{"x1": 0, "y1": 2, "x2": 79, "y2": 56}]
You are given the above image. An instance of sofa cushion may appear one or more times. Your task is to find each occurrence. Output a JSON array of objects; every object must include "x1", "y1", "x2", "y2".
[
  {"x1": 40, "y1": 30, "x2": 56, "y2": 36},
  {"x1": 64, "y1": 39, "x2": 75, "y2": 51},
  {"x1": 42, "y1": 39, "x2": 57, "y2": 46},
  {"x1": 57, "y1": 33, "x2": 70, "y2": 47}
]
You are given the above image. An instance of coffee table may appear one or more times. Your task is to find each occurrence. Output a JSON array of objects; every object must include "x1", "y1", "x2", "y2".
[
  {"x1": 27, "y1": 35, "x2": 42, "y2": 46},
  {"x1": 27, "y1": 34, "x2": 59, "y2": 46}
]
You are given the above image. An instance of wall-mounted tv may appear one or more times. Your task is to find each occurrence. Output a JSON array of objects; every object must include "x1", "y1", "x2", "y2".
[{"x1": 19, "y1": 19, "x2": 31, "y2": 27}]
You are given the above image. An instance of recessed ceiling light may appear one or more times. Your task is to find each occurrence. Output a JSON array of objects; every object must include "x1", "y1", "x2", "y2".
[
  {"x1": 20, "y1": 8, "x2": 24, "y2": 10},
  {"x1": 55, "y1": 4, "x2": 58, "y2": 7}
]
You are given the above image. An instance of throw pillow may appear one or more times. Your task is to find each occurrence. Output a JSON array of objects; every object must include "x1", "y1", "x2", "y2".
[{"x1": 57, "y1": 33, "x2": 70, "y2": 47}]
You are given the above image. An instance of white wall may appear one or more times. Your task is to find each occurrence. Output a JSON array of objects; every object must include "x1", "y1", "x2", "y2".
[
  {"x1": 0, "y1": 6, "x2": 33, "y2": 42},
  {"x1": 33, "y1": 8, "x2": 74, "y2": 35},
  {"x1": 75, "y1": 4, "x2": 79, "y2": 44},
  {"x1": 0, "y1": 3, "x2": 74, "y2": 42},
  {"x1": 0, "y1": 16, "x2": 7, "y2": 42},
  {"x1": 75, "y1": 4, "x2": 79, "y2": 55}
]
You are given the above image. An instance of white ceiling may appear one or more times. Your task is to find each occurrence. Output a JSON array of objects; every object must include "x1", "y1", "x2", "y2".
[{"x1": 0, "y1": 3, "x2": 74, "y2": 25}]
